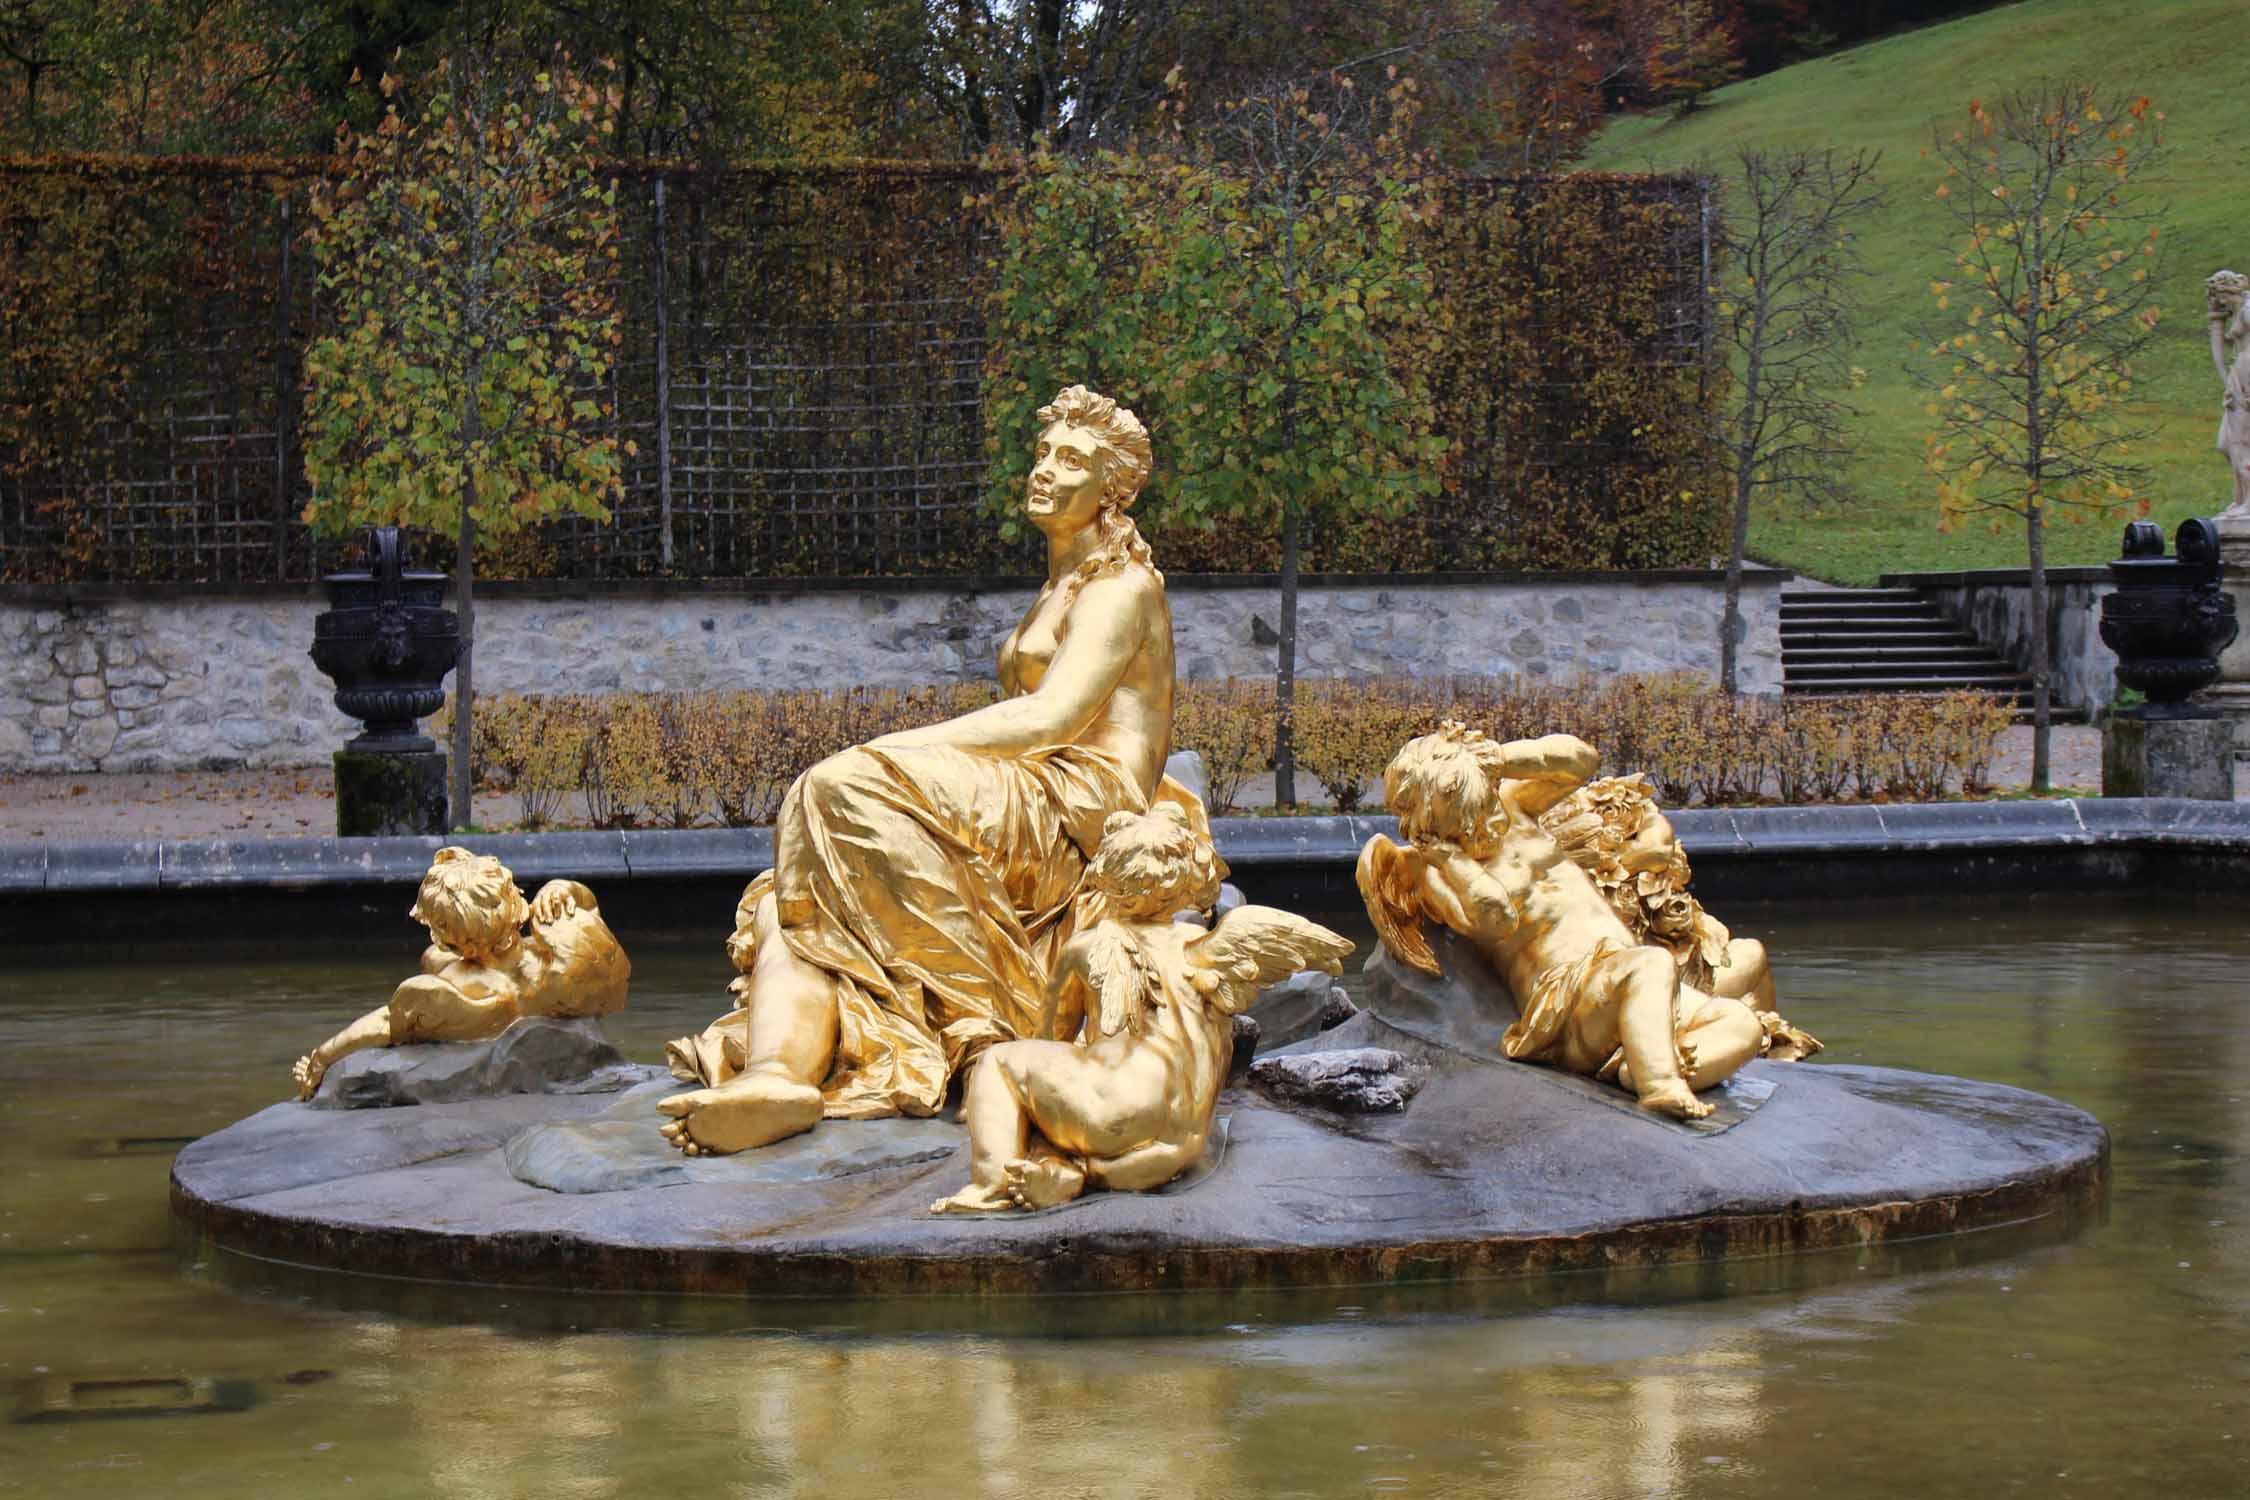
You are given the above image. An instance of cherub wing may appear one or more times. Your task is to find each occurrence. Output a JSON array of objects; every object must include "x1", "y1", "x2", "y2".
[
  {"x1": 1081, "y1": 919, "x2": 1154, "y2": 1038},
  {"x1": 1356, "y1": 834, "x2": 1440, "y2": 976},
  {"x1": 1186, "y1": 906, "x2": 1355, "y2": 1015}
]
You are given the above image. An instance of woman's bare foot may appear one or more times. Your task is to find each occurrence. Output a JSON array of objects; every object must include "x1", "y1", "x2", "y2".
[
  {"x1": 292, "y1": 1054, "x2": 327, "y2": 1101},
  {"x1": 1636, "y1": 1077, "x2": 1714, "y2": 1121},
  {"x1": 656, "y1": 1071, "x2": 823, "y2": 1156},
  {"x1": 1003, "y1": 1155, "x2": 1086, "y2": 1209}
]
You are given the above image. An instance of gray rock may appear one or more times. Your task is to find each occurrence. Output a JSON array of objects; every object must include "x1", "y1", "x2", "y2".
[
  {"x1": 174, "y1": 1013, "x2": 2109, "y2": 1297},
  {"x1": 1163, "y1": 748, "x2": 1210, "y2": 807},
  {"x1": 1316, "y1": 987, "x2": 1359, "y2": 1031},
  {"x1": 310, "y1": 1016, "x2": 662, "y2": 1110},
  {"x1": 1227, "y1": 1014, "x2": 1261, "y2": 1083},
  {"x1": 1213, "y1": 882, "x2": 1245, "y2": 920},
  {"x1": 1249, "y1": 967, "x2": 1341, "y2": 1046},
  {"x1": 506, "y1": 1079, "x2": 964, "y2": 1194},
  {"x1": 1249, "y1": 1047, "x2": 1429, "y2": 1114}
]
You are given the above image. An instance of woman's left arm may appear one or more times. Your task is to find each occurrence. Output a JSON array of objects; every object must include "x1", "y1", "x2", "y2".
[{"x1": 870, "y1": 573, "x2": 1148, "y2": 754}]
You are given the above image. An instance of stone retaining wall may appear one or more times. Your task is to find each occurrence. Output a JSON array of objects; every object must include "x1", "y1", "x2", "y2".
[
  {"x1": 1884, "y1": 567, "x2": 2115, "y2": 713},
  {"x1": 0, "y1": 572, "x2": 1788, "y2": 773}
]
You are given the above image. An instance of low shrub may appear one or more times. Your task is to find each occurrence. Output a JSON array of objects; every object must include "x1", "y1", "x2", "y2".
[
  {"x1": 1172, "y1": 677, "x2": 1275, "y2": 816},
  {"x1": 448, "y1": 676, "x2": 2017, "y2": 829}
]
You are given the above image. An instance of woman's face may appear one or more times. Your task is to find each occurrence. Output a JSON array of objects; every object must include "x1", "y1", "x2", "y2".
[{"x1": 1028, "y1": 421, "x2": 1109, "y2": 537}]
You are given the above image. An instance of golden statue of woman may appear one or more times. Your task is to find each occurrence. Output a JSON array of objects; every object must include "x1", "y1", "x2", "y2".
[{"x1": 659, "y1": 386, "x2": 1198, "y2": 1155}]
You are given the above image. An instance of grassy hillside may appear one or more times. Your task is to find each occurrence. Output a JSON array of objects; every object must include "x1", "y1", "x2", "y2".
[{"x1": 1584, "y1": 0, "x2": 2238, "y2": 584}]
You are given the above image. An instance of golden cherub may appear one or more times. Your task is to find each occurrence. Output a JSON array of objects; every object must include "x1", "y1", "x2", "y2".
[
  {"x1": 1539, "y1": 773, "x2": 1818, "y2": 1061},
  {"x1": 1358, "y1": 723, "x2": 1805, "y2": 1120},
  {"x1": 291, "y1": 847, "x2": 631, "y2": 1100},
  {"x1": 930, "y1": 803, "x2": 1354, "y2": 1213}
]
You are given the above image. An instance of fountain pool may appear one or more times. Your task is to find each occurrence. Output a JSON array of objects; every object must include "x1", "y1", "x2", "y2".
[{"x1": 2, "y1": 891, "x2": 2243, "y2": 1497}]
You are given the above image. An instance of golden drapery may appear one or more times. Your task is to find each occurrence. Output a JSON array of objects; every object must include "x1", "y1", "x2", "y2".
[
  {"x1": 1498, "y1": 937, "x2": 1624, "y2": 1066},
  {"x1": 673, "y1": 741, "x2": 1207, "y2": 1119}
]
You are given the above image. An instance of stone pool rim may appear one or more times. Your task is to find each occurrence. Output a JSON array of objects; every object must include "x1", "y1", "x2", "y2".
[
  {"x1": 6, "y1": 795, "x2": 2248, "y2": 895},
  {"x1": 7, "y1": 797, "x2": 2245, "y2": 947}
]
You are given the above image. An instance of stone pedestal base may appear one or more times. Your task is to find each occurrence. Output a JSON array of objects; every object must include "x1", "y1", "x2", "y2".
[
  {"x1": 334, "y1": 749, "x2": 448, "y2": 837},
  {"x1": 2215, "y1": 513, "x2": 2250, "y2": 756},
  {"x1": 2102, "y1": 713, "x2": 2236, "y2": 800}
]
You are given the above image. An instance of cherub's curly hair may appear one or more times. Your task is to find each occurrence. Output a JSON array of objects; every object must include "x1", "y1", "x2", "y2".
[
  {"x1": 1088, "y1": 802, "x2": 1224, "y2": 921},
  {"x1": 1036, "y1": 384, "x2": 1161, "y2": 605},
  {"x1": 409, "y1": 846, "x2": 528, "y2": 963},
  {"x1": 1384, "y1": 721, "x2": 1511, "y2": 853}
]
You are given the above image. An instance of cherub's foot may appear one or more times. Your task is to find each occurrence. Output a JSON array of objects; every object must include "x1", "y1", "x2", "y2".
[
  {"x1": 292, "y1": 1054, "x2": 326, "y2": 1101},
  {"x1": 1636, "y1": 1077, "x2": 1714, "y2": 1121},
  {"x1": 929, "y1": 1181, "x2": 1017, "y2": 1214},
  {"x1": 1003, "y1": 1155, "x2": 1086, "y2": 1210},
  {"x1": 1764, "y1": 1022, "x2": 1823, "y2": 1062},
  {"x1": 656, "y1": 1071, "x2": 823, "y2": 1156}
]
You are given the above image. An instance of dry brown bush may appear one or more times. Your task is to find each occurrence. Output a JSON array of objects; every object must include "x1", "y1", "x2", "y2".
[
  {"x1": 462, "y1": 677, "x2": 2021, "y2": 827},
  {"x1": 1173, "y1": 677, "x2": 1273, "y2": 815}
]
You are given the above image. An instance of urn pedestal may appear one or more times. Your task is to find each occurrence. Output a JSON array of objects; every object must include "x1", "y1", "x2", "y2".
[
  {"x1": 2098, "y1": 519, "x2": 2239, "y2": 800},
  {"x1": 2205, "y1": 512, "x2": 2250, "y2": 758},
  {"x1": 308, "y1": 528, "x2": 460, "y2": 837}
]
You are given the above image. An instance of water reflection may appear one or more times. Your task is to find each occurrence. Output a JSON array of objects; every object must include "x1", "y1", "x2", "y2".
[{"x1": 3, "y1": 892, "x2": 2248, "y2": 1497}]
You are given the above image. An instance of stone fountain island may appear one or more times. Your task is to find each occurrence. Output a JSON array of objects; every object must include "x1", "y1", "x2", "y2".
[{"x1": 171, "y1": 929, "x2": 2106, "y2": 1299}]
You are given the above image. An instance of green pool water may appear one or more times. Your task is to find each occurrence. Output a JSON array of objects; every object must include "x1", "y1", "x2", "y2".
[{"x1": 2, "y1": 893, "x2": 2245, "y2": 1498}]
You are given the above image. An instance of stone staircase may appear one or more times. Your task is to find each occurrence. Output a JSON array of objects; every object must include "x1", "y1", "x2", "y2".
[{"x1": 1781, "y1": 587, "x2": 2037, "y2": 708}]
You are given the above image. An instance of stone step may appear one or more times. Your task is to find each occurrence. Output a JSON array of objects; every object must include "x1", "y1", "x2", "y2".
[
  {"x1": 1781, "y1": 626, "x2": 1981, "y2": 647},
  {"x1": 1780, "y1": 600, "x2": 1950, "y2": 621},
  {"x1": 1785, "y1": 672, "x2": 2036, "y2": 694},
  {"x1": 1779, "y1": 588, "x2": 1924, "y2": 605},
  {"x1": 1788, "y1": 646, "x2": 2000, "y2": 667}
]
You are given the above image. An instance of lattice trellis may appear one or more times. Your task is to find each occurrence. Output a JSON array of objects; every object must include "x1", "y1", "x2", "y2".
[{"x1": 0, "y1": 162, "x2": 1710, "y2": 585}]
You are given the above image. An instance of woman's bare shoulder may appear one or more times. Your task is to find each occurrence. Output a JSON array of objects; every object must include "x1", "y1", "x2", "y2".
[{"x1": 1078, "y1": 561, "x2": 1163, "y2": 605}]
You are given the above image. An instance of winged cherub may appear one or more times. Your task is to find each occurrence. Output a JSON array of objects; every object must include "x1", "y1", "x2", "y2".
[
  {"x1": 291, "y1": 847, "x2": 630, "y2": 1100},
  {"x1": 1540, "y1": 773, "x2": 1818, "y2": 1061},
  {"x1": 1357, "y1": 723, "x2": 1773, "y2": 1119},
  {"x1": 930, "y1": 802, "x2": 1354, "y2": 1213}
]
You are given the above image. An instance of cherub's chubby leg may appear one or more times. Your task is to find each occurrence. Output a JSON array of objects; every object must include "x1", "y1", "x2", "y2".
[
  {"x1": 1583, "y1": 946, "x2": 1712, "y2": 1121},
  {"x1": 660, "y1": 891, "x2": 838, "y2": 1157},
  {"x1": 1083, "y1": 1137, "x2": 1200, "y2": 1194},
  {"x1": 293, "y1": 1007, "x2": 393, "y2": 1100},
  {"x1": 1676, "y1": 992, "x2": 1765, "y2": 1090},
  {"x1": 930, "y1": 1041, "x2": 1147, "y2": 1213},
  {"x1": 1708, "y1": 937, "x2": 1776, "y2": 1011},
  {"x1": 293, "y1": 975, "x2": 512, "y2": 1100}
]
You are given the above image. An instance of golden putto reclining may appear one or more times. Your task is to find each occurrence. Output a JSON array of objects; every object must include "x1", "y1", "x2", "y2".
[
  {"x1": 1359, "y1": 723, "x2": 1816, "y2": 1117},
  {"x1": 291, "y1": 846, "x2": 631, "y2": 1099}
]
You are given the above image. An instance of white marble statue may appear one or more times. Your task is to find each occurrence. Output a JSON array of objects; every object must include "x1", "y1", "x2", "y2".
[{"x1": 2207, "y1": 269, "x2": 2250, "y2": 520}]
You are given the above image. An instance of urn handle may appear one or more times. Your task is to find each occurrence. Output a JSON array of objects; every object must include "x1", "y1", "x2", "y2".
[
  {"x1": 367, "y1": 526, "x2": 411, "y2": 670},
  {"x1": 367, "y1": 525, "x2": 405, "y2": 605}
]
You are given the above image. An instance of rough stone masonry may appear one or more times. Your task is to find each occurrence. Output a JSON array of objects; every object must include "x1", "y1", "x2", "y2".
[{"x1": 0, "y1": 573, "x2": 1786, "y2": 773}]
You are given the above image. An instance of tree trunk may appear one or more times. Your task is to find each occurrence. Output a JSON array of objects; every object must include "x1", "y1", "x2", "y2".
[
  {"x1": 1274, "y1": 499, "x2": 1300, "y2": 809},
  {"x1": 1721, "y1": 442, "x2": 1754, "y2": 697},
  {"x1": 2027, "y1": 502, "x2": 2050, "y2": 793},
  {"x1": 451, "y1": 498, "x2": 476, "y2": 829},
  {"x1": 1723, "y1": 330, "x2": 1764, "y2": 697},
  {"x1": 450, "y1": 390, "x2": 481, "y2": 829}
]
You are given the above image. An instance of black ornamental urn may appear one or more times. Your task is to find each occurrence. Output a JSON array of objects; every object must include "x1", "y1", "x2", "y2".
[
  {"x1": 2098, "y1": 517, "x2": 2239, "y2": 715},
  {"x1": 309, "y1": 527, "x2": 459, "y2": 835},
  {"x1": 2098, "y1": 517, "x2": 2239, "y2": 800}
]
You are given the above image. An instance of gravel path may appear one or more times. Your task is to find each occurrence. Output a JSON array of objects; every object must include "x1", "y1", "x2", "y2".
[{"x1": 3, "y1": 724, "x2": 2237, "y2": 841}]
